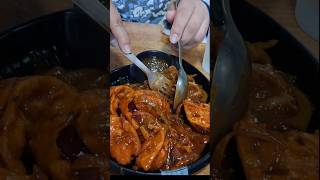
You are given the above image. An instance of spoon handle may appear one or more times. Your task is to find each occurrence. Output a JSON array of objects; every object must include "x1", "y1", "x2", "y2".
[
  {"x1": 175, "y1": 0, "x2": 183, "y2": 70},
  {"x1": 125, "y1": 53, "x2": 151, "y2": 74},
  {"x1": 178, "y1": 41, "x2": 183, "y2": 70},
  {"x1": 213, "y1": 0, "x2": 225, "y2": 27}
]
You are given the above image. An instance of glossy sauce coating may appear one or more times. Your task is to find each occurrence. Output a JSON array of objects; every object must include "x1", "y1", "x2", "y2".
[
  {"x1": 110, "y1": 66, "x2": 210, "y2": 172},
  {"x1": 0, "y1": 67, "x2": 107, "y2": 179}
]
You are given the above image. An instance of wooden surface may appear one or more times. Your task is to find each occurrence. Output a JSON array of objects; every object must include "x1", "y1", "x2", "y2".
[
  {"x1": 110, "y1": 23, "x2": 208, "y2": 78},
  {"x1": 110, "y1": 22, "x2": 210, "y2": 175},
  {"x1": 247, "y1": 0, "x2": 319, "y2": 60}
]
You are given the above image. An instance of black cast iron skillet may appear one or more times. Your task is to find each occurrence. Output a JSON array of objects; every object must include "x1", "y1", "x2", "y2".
[
  {"x1": 232, "y1": 0, "x2": 319, "y2": 135},
  {"x1": 0, "y1": 7, "x2": 107, "y2": 78},
  {"x1": 212, "y1": 0, "x2": 319, "y2": 179},
  {"x1": 110, "y1": 50, "x2": 211, "y2": 175},
  {"x1": 0, "y1": 6, "x2": 211, "y2": 176},
  {"x1": 0, "y1": 7, "x2": 108, "y2": 178}
]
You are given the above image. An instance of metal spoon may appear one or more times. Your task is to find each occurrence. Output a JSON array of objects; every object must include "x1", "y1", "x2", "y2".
[
  {"x1": 173, "y1": 0, "x2": 188, "y2": 110},
  {"x1": 211, "y1": 0, "x2": 250, "y2": 146}
]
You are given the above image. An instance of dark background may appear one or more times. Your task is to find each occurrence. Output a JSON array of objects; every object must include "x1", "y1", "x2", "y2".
[{"x1": 0, "y1": 0, "x2": 72, "y2": 33}]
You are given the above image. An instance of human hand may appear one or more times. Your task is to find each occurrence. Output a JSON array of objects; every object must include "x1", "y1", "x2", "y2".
[
  {"x1": 110, "y1": 2, "x2": 131, "y2": 53},
  {"x1": 166, "y1": 0, "x2": 210, "y2": 49}
]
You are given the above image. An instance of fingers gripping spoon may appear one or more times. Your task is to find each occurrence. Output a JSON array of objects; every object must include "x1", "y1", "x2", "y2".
[{"x1": 173, "y1": 0, "x2": 188, "y2": 110}]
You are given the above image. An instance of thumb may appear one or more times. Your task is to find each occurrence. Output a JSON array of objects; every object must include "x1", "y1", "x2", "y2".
[{"x1": 110, "y1": 3, "x2": 131, "y2": 54}]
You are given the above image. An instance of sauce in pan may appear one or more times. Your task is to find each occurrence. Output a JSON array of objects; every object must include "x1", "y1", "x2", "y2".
[
  {"x1": 0, "y1": 67, "x2": 107, "y2": 179},
  {"x1": 110, "y1": 66, "x2": 210, "y2": 172},
  {"x1": 212, "y1": 40, "x2": 318, "y2": 180},
  {"x1": 142, "y1": 56, "x2": 169, "y2": 72}
]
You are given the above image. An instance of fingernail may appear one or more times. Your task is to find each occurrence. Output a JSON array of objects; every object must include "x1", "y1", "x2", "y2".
[
  {"x1": 170, "y1": 33, "x2": 178, "y2": 44},
  {"x1": 122, "y1": 45, "x2": 131, "y2": 54},
  {"x1": 110, "y1": 38, "x2": 118, "y2": 48}
]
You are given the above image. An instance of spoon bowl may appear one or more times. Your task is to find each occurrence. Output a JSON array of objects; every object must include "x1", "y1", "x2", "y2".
[
  {"x1": 173, "y1": 39, "x2": 188, "y2": 110},
  {"x1": 211, "y1": 0, "x2": 251, "y2": 146}
]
